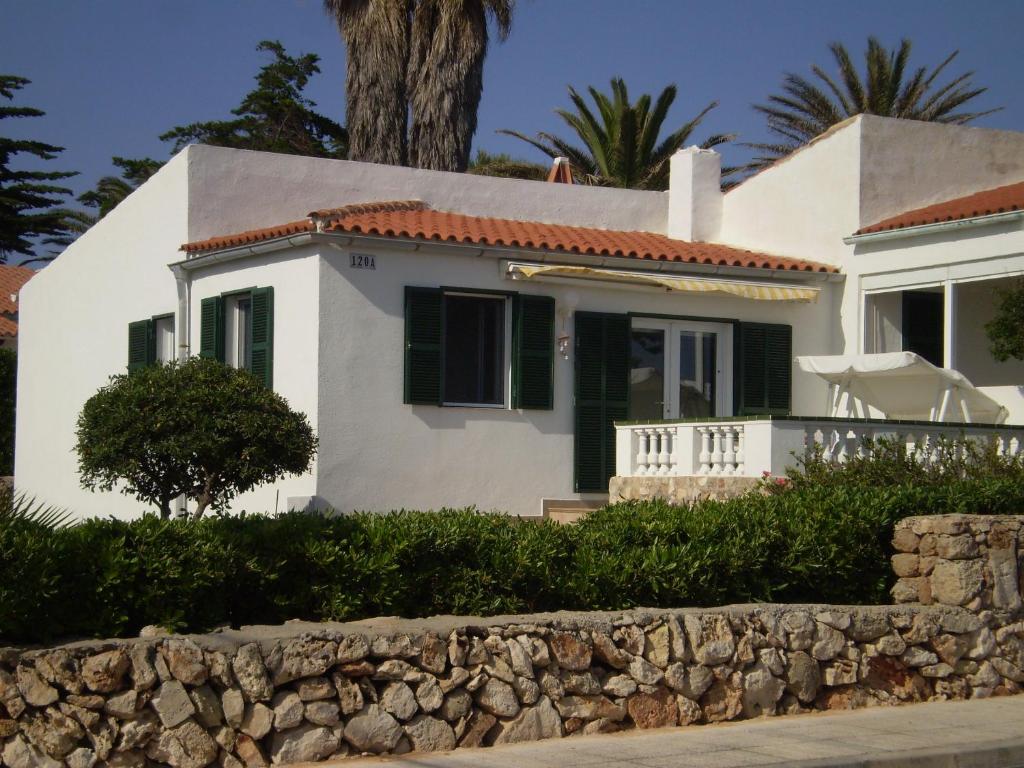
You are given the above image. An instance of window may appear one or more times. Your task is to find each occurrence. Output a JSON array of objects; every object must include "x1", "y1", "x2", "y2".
[
  {"x1": 154, "y1": 316, "x2": 175, "y2": 363},
  {"x1": 628, "y1": 319, "x2": 731, "y2": 420},
  {"x1": 127, "y1": 313, "x2": 175, "y2": 371},
  {"x1": 902, "y1": 290, "x2": 944, "y2": 367},
  {"x1": 404, "y1": 287, "x2": 554, "y2": 409},
  {"x1": 443, "y1": 294, "x2": 506, "y2": 405},
  {"x1": 199, "y1": 287, "x2": 274, "y2": 388},
  {"x1": 224, "y1": 295, "x2": 253, "y2": 369}
]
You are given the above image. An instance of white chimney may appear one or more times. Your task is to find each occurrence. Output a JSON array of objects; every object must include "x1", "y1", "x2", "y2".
[{"x1": 668, "y1": 146, "x2": 722, "y2": 241}]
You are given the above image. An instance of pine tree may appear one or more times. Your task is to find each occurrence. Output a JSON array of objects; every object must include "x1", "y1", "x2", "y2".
[{"x1": 0, "y1": 75, "x2": 78, "y2": 263}]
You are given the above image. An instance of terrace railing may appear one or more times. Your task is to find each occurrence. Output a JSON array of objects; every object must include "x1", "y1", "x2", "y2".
[{"x1": 614, "y1": 416, "x2": 1024, "y2": 479}]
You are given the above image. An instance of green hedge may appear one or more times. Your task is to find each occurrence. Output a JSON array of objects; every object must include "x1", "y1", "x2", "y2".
[{"x1": 4, "y1": 478, "x2": 1023, "y2": 644}]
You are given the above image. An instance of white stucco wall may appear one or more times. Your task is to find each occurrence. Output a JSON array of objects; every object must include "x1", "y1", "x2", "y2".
[
  {"x1": 719, "y1": 119, "x2": 863, "y2": 268},
  {"x1": 314, "y1": 242, "x2": 837, "y2": 517},
  {"x1": 184, "y1": 247, "x2": 321, "y2": 514},
  {"x1": 15, "y1": 152, "x2": 189, "y2": 517},
  {"x1": 184, "y1": 146, "x2": 668, "y2": 242},
  {"x1": 858, "y1": 116, "x2": 1024, "y2": 229}
]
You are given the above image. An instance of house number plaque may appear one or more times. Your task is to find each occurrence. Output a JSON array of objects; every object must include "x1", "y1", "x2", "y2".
[{"x1": 350, "y1": 253, "x2": 376, "y2": 270}]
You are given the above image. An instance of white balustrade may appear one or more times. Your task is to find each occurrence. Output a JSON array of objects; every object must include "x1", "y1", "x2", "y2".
[{"x1": 615, "y1": 417, "x2": 1024, "y2": 480}]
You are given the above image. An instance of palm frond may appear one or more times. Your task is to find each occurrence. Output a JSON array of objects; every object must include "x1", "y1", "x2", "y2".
[
  {"x1": 748, "y1": 36, "x2": 999, "y2": 169},
  {"x1": 0, "y1": 488, "x2": 75, "y2": 529}
]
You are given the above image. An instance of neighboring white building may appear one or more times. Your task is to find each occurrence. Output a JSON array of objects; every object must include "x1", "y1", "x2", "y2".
[{"x1": 15, "y1": 115, "x2": 1024, "y2": 519}]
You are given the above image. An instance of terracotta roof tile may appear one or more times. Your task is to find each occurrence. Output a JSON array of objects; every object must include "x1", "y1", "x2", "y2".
[
  {"x1": 0, "y1": 265, "x2": 35, "y2": 336},
  {"x1": 182, "y1": 220, "x2": 314, "y2": 254},
  {"x1": 183, "y1": 202, "x2": 836, "y2": 273},
  {"x1": 858, "y1": 180, "x2": 1024, "y2": 235}
]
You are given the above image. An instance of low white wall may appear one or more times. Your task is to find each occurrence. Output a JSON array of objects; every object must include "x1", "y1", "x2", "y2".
[
  {"x1": 314, "y1": 243, "x2": 837, "y2": 517},
  {"x1": 15, "y1": 152, "x2": 189, "y2": 518}
]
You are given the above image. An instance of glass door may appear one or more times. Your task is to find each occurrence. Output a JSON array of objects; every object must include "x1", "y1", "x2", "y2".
[
  {"x1": 629, "y1": 321, "x2": 670, "y2": 420},
  {"x1": 630, "y1": 319, "x2": 732, "y2": 419}
]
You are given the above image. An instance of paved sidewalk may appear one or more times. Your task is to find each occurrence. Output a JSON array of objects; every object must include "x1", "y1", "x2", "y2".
[{"x1": 334, "y1": 696, "x2": 1024, "y2": 768}]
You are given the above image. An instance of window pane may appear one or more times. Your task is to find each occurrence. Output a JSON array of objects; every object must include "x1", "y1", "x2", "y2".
[
  {"x1": 155, "y1": 317, "x2": 175, "y2": 363},
  {"x1": 629, "y1": 329, "x2": 665, "y2": 419},
  {"x1": 679, "y1": 330, "x2": 715, "y2": 417},
  {"x1": 224, "y1": 296, "x2": 253, "y2": 370},
  {"x1": 239, "y1": 299, "x2": 252, "y2": 369},
  {"x1": 443, "y1": 295, "x2": 504, "y2": 404}
]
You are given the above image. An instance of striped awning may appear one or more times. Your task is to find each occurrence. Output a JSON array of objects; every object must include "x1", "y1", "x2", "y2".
[{"x1": 505, "y1": 263, "x2": 820, "y2": 302}]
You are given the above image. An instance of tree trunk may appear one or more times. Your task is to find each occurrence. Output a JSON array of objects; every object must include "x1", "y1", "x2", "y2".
[
  {"x1": 159, "y1": 499, "x2": 171, "y2": 520},
  {"x1": 190, "y1": 477, "x2": 216, "y2": 523},
  {"x1": 407, "y1": 0, "x2": 487, "y2": 172},
  {"x1": 328, "y1": 0, "x2": 412, "y2": 166}
]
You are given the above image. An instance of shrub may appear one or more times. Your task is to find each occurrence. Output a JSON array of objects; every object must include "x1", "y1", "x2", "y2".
[
  {"x1": 3, "y1": 476, "x2": 1022, "y2": 644},
  {"x1": 0, "y1": 348, "x2": 14, "y2": 475},
  {"x1": 75, "y1": 358, "x2": 317, "y2": 519},
  {"x1": 774, "y1": 433, "x2": 1024, "y2": 491},
  {"x1": 986, "y1": 277, "x2": 1024, "y2": 362}
]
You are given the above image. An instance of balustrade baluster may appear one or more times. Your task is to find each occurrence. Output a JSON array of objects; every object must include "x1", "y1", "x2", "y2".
[
  {"x1": 635, "y1": 429, "x2": 649, "y2": 476},
  {"x1": 697, "y1": 427, "x2": 711, "y2": 475},
  {"x1": 646, "y1": 429, "x2": 660, "y2": 474},
  {"x1": 735, "y1": 427, "x2": 746, "y2": 475},
  {"x1": 710, "y1": 428, "x2": 724, "y2": 475},
  {"x1": 656, "y1": 428, "x2": 671, "y2": 475},
  {"x1": 722, "y1": 427, "x2": 736, "y2": 475}
]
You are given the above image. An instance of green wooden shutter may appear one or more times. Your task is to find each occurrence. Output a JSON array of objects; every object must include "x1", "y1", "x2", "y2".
[
  {"x1": 250, "y1": 287, "x2": 274, "y2": 388},
  {"x1": 127, "y1": 320, "x2": 154, "y2": 372},
  {"x1": 404, "y1": 287, "x2": 442, "y2": 404},
  {"x1": 199, "y1": 296, "x2": 224, "y2": 361},
  {"x1": 512, "y1": 295, "x2": 555, "y2": 409},
  {"x1": 737, "y1": 322, "x2": 792, "y2": 415},
  {"x1": 574, "y1": 312, "x2": 630, "y2": 492}
]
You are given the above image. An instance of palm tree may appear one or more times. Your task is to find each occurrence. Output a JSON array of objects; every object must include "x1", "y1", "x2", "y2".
[
  {"x1": 466, "y1": 149, "x2": 547, "y2": 180},
  {"x1": 323, "y1": 0, "x2": 412, "y2": 166},
  {"x1": 407, "y1": 0, "x2": 513, "y2": 172},
  {"x1": 749, "y1": 37, "x2": 1000, "y2": 168},
  {"x1": 501, "y1": 78, "x2": 733, "y2": 190}
]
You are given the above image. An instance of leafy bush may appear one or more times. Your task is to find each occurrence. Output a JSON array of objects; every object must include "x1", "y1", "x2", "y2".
[
  {"x1": 775, "y1": 433, "x2": 1024, "y2": 491},
  {"x1": 4, "y1": 474, "x2": 1022, "y2": 644},
  {"x1": 75, "y1": 358, "x2": 317, "y2": 519},
  {"x1": 986, "y1": 277, "x2": 1024, "y2": 362},
  {"x1": 0, "y1": 349, "x2": 14, "y2": 475}
]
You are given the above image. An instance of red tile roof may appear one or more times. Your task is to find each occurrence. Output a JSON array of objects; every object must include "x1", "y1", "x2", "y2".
[
  {"x1": 0, "y1": 265, "x2": 35, "y2": 337},
  {"x1": 182, "y1": 201, "x2": 837, "y2": 273},
  {"x1": 858, "y1": 180, "x2": 1024, "y2": 235}
]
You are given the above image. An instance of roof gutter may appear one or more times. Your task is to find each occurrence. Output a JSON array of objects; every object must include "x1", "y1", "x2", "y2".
[
  {"x1": 171, "y1": 231, "x2": 844, "y2": 284},
  {"x1": 844, "y1": 209, "x2": 1024, "y2": 245}
]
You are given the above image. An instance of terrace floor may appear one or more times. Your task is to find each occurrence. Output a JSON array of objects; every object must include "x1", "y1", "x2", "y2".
[{"x1": 334, "y1": 695, "x2": 1024, "y2": 768}]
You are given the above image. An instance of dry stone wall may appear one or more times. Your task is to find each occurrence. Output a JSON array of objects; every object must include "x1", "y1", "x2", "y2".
[{"x1": 1, "y1": 514, "x2": 1022, "y2": 768}]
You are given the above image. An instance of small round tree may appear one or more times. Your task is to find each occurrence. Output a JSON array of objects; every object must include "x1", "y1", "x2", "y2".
[
  {"x1": 76, "y1": 357, "x2": 317, "y2": 520},
  {"x1": 985, "y1": 278, "x2": 1024, "y2": 363}
]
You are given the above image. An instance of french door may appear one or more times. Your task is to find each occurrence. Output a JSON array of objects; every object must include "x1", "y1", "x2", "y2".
[{"x1": 629, "y1": 319, "x2": 733, "y2": 420}]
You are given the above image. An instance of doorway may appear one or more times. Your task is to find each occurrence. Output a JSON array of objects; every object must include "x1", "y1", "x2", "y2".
[{"x1": 629, "y1": 319, "x2": 733, "y2": 419}]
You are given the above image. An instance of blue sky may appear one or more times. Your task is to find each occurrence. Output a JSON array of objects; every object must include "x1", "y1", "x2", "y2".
[{"x1": 3, "y1": 0, "x2": 1024, "y2": 210}]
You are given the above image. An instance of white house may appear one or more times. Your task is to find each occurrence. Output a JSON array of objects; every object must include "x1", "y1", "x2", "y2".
[{"x1": 15, "y1": 115, "x2": 1024, "y2": 519}]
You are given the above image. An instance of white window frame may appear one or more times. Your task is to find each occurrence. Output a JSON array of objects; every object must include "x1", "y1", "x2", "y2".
[{"x1": 441, "y1": 291, "x2": 512, "y2": 409}]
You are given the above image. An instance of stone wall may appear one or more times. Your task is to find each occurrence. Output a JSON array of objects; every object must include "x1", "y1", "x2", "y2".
[
  {"x1": 608, "y1": 475, "x2": 761, "y2": 505},
  {"x1": 1, "y1": 514, "x2": 1022, "y2": 768}
]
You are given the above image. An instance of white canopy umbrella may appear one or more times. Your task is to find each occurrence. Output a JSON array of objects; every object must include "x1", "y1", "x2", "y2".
[{"x1": 796, "y1": 352, "x2": 1008, "y2": 424}]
